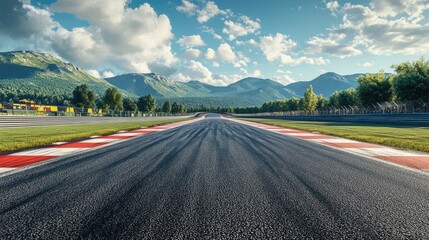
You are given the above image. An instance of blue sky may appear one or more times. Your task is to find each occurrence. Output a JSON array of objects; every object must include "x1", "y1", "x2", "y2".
[{"x1": 1, "y1": 0, "x2": 429, "y2": 85}]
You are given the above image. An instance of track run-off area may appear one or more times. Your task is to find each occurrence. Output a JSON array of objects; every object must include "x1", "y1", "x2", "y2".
[{"x1": 1, "y1": 113, "x2": 429, "y2": 238}]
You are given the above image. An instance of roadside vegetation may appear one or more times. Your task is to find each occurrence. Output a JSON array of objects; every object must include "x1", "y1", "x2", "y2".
[
  {"x1": 0, "y1": 118, "x2": 189, "y2": 152},
  {"x1": 239, "y1": 118, "x2": 429, "y2": 153},
  {"x1": 235, "y1": 58, "x2": 429, "y2": 113}
]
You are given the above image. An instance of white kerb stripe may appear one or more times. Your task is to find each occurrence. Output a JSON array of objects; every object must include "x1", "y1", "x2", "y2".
[
  {"x1": 0, "y1": 167, "x2": 16, "y2": 174},
  {"x1": 11, "y1": 148, "x2": 88, "y2": 156}
]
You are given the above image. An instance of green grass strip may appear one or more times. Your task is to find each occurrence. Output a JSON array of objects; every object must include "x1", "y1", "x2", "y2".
[
  {"x1": 238, "y1": 118, "x2": 429, "y2": 153},
  {"x1": 0, "y1": 118, "x2": 189, "y2": 152}
]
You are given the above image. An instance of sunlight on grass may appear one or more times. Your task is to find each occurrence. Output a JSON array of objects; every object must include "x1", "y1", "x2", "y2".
[{"x1": 239, "y1": 118, "x2": 429, "y2": 153}]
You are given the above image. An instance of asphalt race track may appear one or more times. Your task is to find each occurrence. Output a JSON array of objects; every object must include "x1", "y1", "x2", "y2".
[
  {"x1": 1, "y1": 113, "x2": 429, "y2": 239},
  {"x1": 0, "y1": 115, "x2": 191, "y2": 128}
]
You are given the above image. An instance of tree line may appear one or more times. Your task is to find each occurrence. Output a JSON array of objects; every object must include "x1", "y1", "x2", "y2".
[
  {"x1": 234, "y1": 58, "x2": 429, "y2": 114},
  {"x1": 71, "y1": 85, "x2": 189, "y2": 114}
]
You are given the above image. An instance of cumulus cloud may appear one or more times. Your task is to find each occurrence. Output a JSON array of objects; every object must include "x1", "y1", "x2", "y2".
[
  {"x1": 217, "y1": 43, "x2": 236, "y2": 62},
  {"x1": 272, "y1": 75, "x2": 296, "y2": 85},
  {"x1": 223, "y1": 16, "x2": 261, "y2": 40},
  {"x1": 176, "y1": 0, "x2": 228, "y2": 23},
  {"x1": 326, "y1": 1, "x2": 339, "y2": 15},
  {"x1": 177, "y1": 35, "x2": 205, "y2": 48},
  {"x1": 172, "y1": 60, "x2": 214, "y2": 83},
  {"x1": 307, "y1": 35, "x2": 362, "y2": 58},
  {"x1": 0, "y1": 0, "x2": 56, "y2": 39},
  {"x1": 312, "y1": 0, "x2": 429, "y2": 57},
  {"x1": 205, "y1": 48, "x2": 216, "y2": 60},
  {"x1": 259, "y1": 33, "x2": 330, "y2": 65},
  {"x1": 249, "y1": 70, "x2": 263, "y2": 78},
  {"x1": 197, "y1": 1, "x2": 228, "y2": 23},
  {"x1": 182, "y1": 48, "x2": 202, "y2": 59},
  {"x1": 102, "y1": 70, "x2": 115, "y2": 78},
  {"x1": 50, "y1": 0, "x2": 175, "y2": 73},
  {"x1": 86, "y1": 69, "x2": 101, "y2": 78},
  {"x1": 176, "y1": 0, "x2": 197, "y2": 16}
]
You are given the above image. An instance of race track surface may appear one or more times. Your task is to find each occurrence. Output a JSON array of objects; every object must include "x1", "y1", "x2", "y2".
[{"x1": 1, "y1": 113, "x2": 428, "y2": 239}]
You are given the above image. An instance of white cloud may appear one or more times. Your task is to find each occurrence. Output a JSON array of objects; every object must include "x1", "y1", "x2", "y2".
[
  {"x1": 217, "y1": 43, "x2": 236, "y2": 62},
  {"x1": 172, "y1": 60, "x2": 213, "y2": 83},
  {"x1": 177, "y1": 1, "x2": 228, "y2": 23},
  {"x1": 371, "y1": 0, "x2": 429, "y2": 20},
  {"x1": 362, "y1": 62, "x2": 373, "y2": 67},
  {"x1": 182, "y1": 48, "x2": 202, "y2": 59},
  {"x1": 310, "y1": 1, "x2": 429, "y2": 57},
  {"x1": 86, "y1": 69, "x2": 101, "y2": 78},
  {"x1": 326, "y1": 1, "x2": 339, "y2": 10},
  {"x1": 102, "y1": 70, "x2": 115, "y2": 78},
  {"x1": 259, "y1": 33, "x2": 330, "y2": 65},
  {"x1": 222, "y1": 16, "x2": 261, "y2": 40},
  {"x1": 272, "y1": 75, "x2": 296, "y2": 85},
  {"x1": 307, "y1": 35, "x2": 362, "y2": 58},
  {"x1": 176, "y1": 0, "x2": 197, "y2": 16},
  {"x1": 177, "y1": 35, "x2": 205, "y2": 48},
  {"x1": 205, "y1": 48, "x2": 216, "y2": 60},
  {"x1": 53, "y1": 0, "x2": 127, "y2": 26},
  {"x1": 235, "y1": 39, "x2": 258, "y2": 47},
  {"x1": 197, "y1": 1, "x2": 227, "y2": 23},
  {"x1": 259, "y1": 33, "x2": 297, "y2": 63},
  {"x1": 0, "y1": 0, "x2": 56, "y2": 41},
  {"x1": 50, "y1": 1, "x2": 175, "y2": 73},
  {"x1": 250, "y1": 70, "x2": 263, "y2": 78},
  {"x1": 213, "y1": 73, "x2": 245, "y2": 85},
  {"x1": 277, "y1": 69, "x2": 293, "y2": 74},
  {"x1": 202, "y1": 26, "x2": 222, "y2": 40}
]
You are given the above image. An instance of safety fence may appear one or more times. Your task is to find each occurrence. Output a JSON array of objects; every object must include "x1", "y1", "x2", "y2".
[{"x1": 235, "y1": 100, "x2": 429, "y2": 117}]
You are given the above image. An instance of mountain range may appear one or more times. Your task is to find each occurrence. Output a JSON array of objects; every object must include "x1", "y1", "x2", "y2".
[{"x1": 0, "y1": 51, "x2": 364, "y2": 107}]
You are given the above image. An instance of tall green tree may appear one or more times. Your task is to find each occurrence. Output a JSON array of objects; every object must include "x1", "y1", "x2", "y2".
[
  {"x1": 162, "y1": 101, "x2": 172, "y2": 113},
  {"x1": 123, "y1": 98, "x2": 138, "y2": 112},
  {"x1": 171, "y1": 102, "x2": 179, "y2": 114},
  {"x1": 357, "y1": 71, "x2": 394, "y2": 106},
  {"x1": 317, "y1": 95, "x2": 329, "y2": 109},
  {"x1": 392, "y1": 58, "x2": 429, "y2": 102},
  {"x1": 338, "y1": 88, "x2": 361, "y2": 107},
  {"x1": 103, "y1": 88, "x2": 123, "y2": 111},
  {"x1": 178, "y1": 103, "x2": 186, "y2": 113},
  {"x1": 288, "y1": 97, "x2": 299, "y2": 111},
  {"x1": 137, "y1": 94, "x2": 156, "y2": 113},
  {"x1": 303, "y1": 85, "x2": 318, "y2": 112},
  {"x1": 71, "y1": 84, "x2": 96, "y2": 108},
  {"x1": 329, "y1": 91, "x2": 340, "y2": 108}
]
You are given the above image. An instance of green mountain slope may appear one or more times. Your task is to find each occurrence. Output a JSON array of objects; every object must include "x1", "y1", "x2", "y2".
[
  {"x1": 0, "y1": 51, "x2": 132, "y2": 104},
  {"x1": 106, "y1": 74, "x2": 297, "y2": 106},
  {"x1": 286, "y1": 72, "x2": 361, "y2": 97},
  {"x1": 105, "y1": 73, "x2": 204, "y2": 98}
]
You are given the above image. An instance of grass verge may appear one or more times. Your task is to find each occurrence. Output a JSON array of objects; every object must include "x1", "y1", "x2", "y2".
[
  {"x1": 0, "y1": 118, "x2": 189, "y2": 152},
  {"x1": 238, "y1": 118, "x2": 429, "y2": 153}
]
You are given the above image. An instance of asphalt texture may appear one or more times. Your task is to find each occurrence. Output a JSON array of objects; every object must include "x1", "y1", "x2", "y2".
[
  {"x1": 1, "y1": 113, "x2": 429, "y2": 239},
  {"x1": 0, "y1": 115, "x2": 191, "y2": 128}
]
